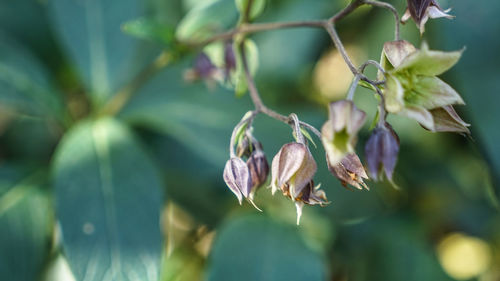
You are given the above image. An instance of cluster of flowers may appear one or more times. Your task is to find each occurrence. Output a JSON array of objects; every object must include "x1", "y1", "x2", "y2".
[{"x1": 190, "y1": 0, "x2": 469, "y2": 224}]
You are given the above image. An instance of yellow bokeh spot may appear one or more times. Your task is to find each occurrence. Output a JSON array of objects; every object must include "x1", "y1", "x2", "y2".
[
  {"x1": 313, "y1": 46, "x2": 365, "y2": 101},
  {"x1": 437, "y1": 233, "x2": 492, "y2": 280}
]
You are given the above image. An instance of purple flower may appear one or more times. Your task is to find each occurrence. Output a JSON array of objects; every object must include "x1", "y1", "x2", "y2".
[{"x1": 365, "y1": 123, "x2": 400, "y2": 182}]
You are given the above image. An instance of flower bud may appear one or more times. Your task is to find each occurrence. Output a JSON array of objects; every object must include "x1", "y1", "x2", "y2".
[
  {"x1": 327, "y1": 153, "x2": 368, "y2": 190},
  {"x1": 246, "y1": 147, "x2": 269, "y2": 196},
  {"x1": 223, "y1": 157, "x2": 252, "y2": 204},
  {"x1": 321, "y1": 100, "x2": 366, "y2": 166},
  {"x1": 270, "y1": 143, "x2": 317, "y2": 200},
  {"x1": 402, "y1": 0, "x2": 453, "y2": 34},
  {"x1": 365, "y1": 123, "x2": 400, "y2": 182}
]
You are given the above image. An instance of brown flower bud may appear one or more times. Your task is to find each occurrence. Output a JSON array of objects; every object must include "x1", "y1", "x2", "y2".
[
  {"x1": 246, "y1": 148, "x2": 269, "y2": 195},
  {"x1": 327, "y1": 153, "x2": 368, "y2": 190},
  {"x1": 365, "y1": 123, "x2": 400, "y2": 181},
  {"x1": 223, "y1": 157, "x2": 252, "y2": 204}
]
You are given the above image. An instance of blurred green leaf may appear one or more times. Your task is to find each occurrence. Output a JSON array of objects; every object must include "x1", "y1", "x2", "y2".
[
  {"x1": 342, "y1": 217, "x2": 453, "y2": 281},
  {"x1": 52, "y1": 118, "x2": 164, "y2": 281},
  {"x1": 48, "y1": 0, "x2": 156, "y2": 106},
  {"x1": 119, "y1": 60, "x2": 249, "y2": 167},
  {"x1": 176, "y1": 0, "x2": 238, "y2": 42},
  {"x1": 0, "y1": 170, "x2": 53, "y2": 281},
  {"x1": 122, "y1": 18, "x2": 175, "y2": 46},
  {"x1": 235, "y1": 0, "x2": 266, "y2": 20},
  {"x1": 0, "y1": 34, "x2": 64, "y2": 121},
  {"x1": 206, "y1": 214, "x2": 327, "y2": 281}
]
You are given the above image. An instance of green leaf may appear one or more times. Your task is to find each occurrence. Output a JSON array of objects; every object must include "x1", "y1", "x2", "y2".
[
  {"x1": 235, "y1": 0, "x2": 266, "y2": 20},
  {"x1": 52, "y1": 118, "x2": 164, "y2": 281},
  {"x1": 122, "y1": 18, "x2": 175, "y2": 46},
  {"x1": 0, "y1": 34, "x2": 63, "y2": 120},
  {"x1": 175, "y1": 0, "x2": 238, "y2": 42},
  {"x1": 119, "y1": 60, "x2": 249, "y2": 167},
  {"x1": 206, "y1": 215, "x2": 327, "y2": 281},
  {"x1": 0, "y1": 170, "x2": 53, "y2": 281},
  {"x1": 48, "y1": 0, "x2": 156, "y2": 106}
]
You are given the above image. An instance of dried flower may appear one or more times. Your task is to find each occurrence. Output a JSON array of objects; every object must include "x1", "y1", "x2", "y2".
[
  {"x1": 365, "y1": 123, "x2": 400, "y2": 182},
  {"x1": 327, "y1": 153, "x2": 368, "y2": 190},
  {"x1": 294, "y1": 181, "x2": 329, "y2": 225},
  {"x1": 321, "y1": 100, "x2": 366, "y2": 166},
  {"x1": 381, "y1": 40, "x2": 467, "y2": 132},
  {"x1": 402, "y1": 0, "x2": 454, "y2": 34}
]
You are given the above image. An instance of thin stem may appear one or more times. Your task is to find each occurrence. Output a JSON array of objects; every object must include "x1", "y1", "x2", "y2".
[
  {"x1": 192, "y1": 20, "x2": 325, "y2": 47},
  {"x1": 346, "y1": 75, "x2": 361, "y2": 101},
  {"x1": 229, "y1": 110, "x2": 258, "y2": 157},
  {"x1": 329, "y1": 0, "x2": 364, "y2": 23},
  {"x1": 364, "y1": 0, "x2": 401, "y2": 41},
  {"x1": 240, "y1": 40, "x2": 322, "y2": 139},
  {"x1": 323, "y1": 22, "x2": 359, "y2": 75},
  {"x1": 374, "y1": 86, "x2": 387, "y2": 127},
  {"x1": 290, "y1": 113, "x2": 305, "y2": 144}
]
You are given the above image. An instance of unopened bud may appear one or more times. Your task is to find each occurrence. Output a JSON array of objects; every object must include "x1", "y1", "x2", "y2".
[
  {"x1": 365, "y1": 123, "x2": 400, "y2": 182},
  {"x1": 246, "y1": 148, "x2": 269, "y2": 194},
  {"x1": 223, "y1": 157, "x2": 252, "y2": 204}
]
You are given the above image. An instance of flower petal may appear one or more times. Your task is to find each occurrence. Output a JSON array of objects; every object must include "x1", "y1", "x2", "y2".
[
  {"x1": 223, "y1": 158, "x2": 249, "y2": 204},
  {"x1": 289, "y1": 149, "x2": 317, "y2": 199},
  {"x1": 383, "y1": 40, "x2": 417, "y2": 68},
  {"x1": 384, "y1": 75, "x2": 405, "y2": 113},
  {"x1": 425, "y1": 105, "x2": 471, "y2": 133},
  {"x1": 410, "y1": 76, "x2": 465, "y2": 109},
  {"x1": 277, "y1": 143, "x2": 307, "y2": 189},
  {"x1": 399, "y1": 106, "x2": 435, "y2": 130},
  {"x1": 396, "y1": 42, "x2": 464, "y2": 76}
]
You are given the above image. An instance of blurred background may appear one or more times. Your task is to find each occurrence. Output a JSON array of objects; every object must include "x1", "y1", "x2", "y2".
[{"x1": 1, "y1": 0, "x2": 499, "y2": 280}]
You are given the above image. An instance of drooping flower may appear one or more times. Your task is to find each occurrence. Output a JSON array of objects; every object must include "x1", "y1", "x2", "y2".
[
  {"x1": 223, "y1": 157, "x2": 252, "y2": 205},
  {"x1": 402, "y1": 0, "x2": 454, "y2": 34},
  {"x1": 381, "y1": 40, "x2": 468, "y2": 132},
  {"x1": 270, "y1": 142, "x2": 328, "y2": 224},
  {"x1": 321, "y1": 100, "x2": 366, "y2": 166},
  {"x1": 365, "y1": 122, "x2": 400, "y2": 182},
  {"x1": 327, "y1": 153, "x2": 369, "y2": 190}
]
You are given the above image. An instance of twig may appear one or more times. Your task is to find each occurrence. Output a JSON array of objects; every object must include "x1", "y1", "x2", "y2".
[
  {"x1": 239, "y1": 42, "x2": 321, "y2": 138},
  {"x1": 364, "y1": 0, "x2": 401, "y2": 41}
]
